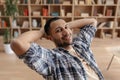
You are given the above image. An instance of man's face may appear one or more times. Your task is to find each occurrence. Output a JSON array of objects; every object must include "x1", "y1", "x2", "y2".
[{"x1": 49, "y1": 19, "x2": 73, "y2": 47}]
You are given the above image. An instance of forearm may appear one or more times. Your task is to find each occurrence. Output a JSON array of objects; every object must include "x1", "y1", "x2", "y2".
[
  {"x1": 68, "y1": 18, "x2": 97, "y2": 29},
  {"x1": 11, "y1": 28, "x2": 44, "y2": 56},
  {"x1": 17, "y1": 28, "x2": 44, "y2": 43}
]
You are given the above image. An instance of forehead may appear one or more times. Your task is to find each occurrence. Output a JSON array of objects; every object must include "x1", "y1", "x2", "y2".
[{"x1": 50, "y1": 19, "x2": 66, "y2": 28}]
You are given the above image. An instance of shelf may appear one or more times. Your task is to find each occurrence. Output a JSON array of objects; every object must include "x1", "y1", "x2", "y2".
[
  {"x1": 102, "y1": 27, "x2": 113, "y2": 29},
  {"x1": 17, "y1": 4, "x2": 28, "y2": 6},
  {"x1": 0, "y1": 0, "x2": 119, "y2": 39},
  {"x1": 115, "y1": 27, "x2": 120, "y2": 29},
  {"x1": 0, "y1": 27, "x2": 10, "y2": 29}
]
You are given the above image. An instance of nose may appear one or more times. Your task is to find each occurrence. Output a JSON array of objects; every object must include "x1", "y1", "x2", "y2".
[{"x1": 62, "y1": 28, "x2": 69, "y2": 36}]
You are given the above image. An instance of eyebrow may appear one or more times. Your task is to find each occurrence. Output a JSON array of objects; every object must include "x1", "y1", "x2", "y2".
[
  {"x1": 55, "y1": 23, "x2": 68, "y2": 31},
  {"x1": 55, "y1": 26, "x2": 62, "y2": 31},
  {"x1": 65, "y1": 23, "x2": 69, "y2": 26}
]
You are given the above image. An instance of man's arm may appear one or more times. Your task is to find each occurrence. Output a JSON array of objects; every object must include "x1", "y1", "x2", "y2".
[
  {"x1": 10, "y1": 27, "x2": 45, "y2": 56},
  {"x1": 69, "y1": 18, "x2": 97, "y2": 46},
  {"x1": 68, "y1": 18, "x2": 97, "y2": 29}
]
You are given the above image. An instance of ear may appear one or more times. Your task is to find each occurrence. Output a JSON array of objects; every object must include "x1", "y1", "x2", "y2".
[{"x1": 46, "y1": 35, "x2": 53, "y2": 41}]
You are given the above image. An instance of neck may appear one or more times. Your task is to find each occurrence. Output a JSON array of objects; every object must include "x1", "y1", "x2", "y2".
[
  {"x1": 56, "y1": 44, "x2": 73, "y2": 51},
  {"x1": 63, "y1": 45, "x2": 73, "y2": 51}
]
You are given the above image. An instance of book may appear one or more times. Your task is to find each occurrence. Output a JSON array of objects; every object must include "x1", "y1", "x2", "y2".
[
  {"x1": 47, "y1": 0, "x2": 53, "y2": 4},
  {"x1": 35, "y1": 0, "x2": 40, "y2": 4},
  {"x1": 54, "y1": 0, "x2": 59, "y2": 4},
  {"x1": 97, "y1": 0, "x2": 102, "y2": 4},
  {"x1": 23, "y1": 0, "x2": 28, "y2": 4},
  {"x1": 106, "y1": 9, "x2": 113, "y2": 16},
  {"x1": 85, "y1": 0, "x2": 92, "y2": 5},
  {"x1": 74, "y1": 0, "x2": 78, "y2": 5},
  {"x1": 102, "y1": 0, "x2": 105, "y2": 4},
  {"x1": 74, "y1": 11, "x2": 80, "y2": 16},
  {"x1": 43, "y1": 0, "x2": 47, "y2": 4},
  {"x1": 51, "y1": 12, "x2": 59, "y2": 16},
  {"x1": 81, "y1": 13, "x2": 89, "y2": 17},
  {"x1": 33, "y1": 11, "x2": 41, "y2": 16},
  {"x1": 63, "y1": 1, "x2": 71, "y2": 4},
  {"x1": 106, "y1": 0, "x2": 114, "y2": 5},
  {"x1": 79, "y1": 1, "x2": 85, "y2": 5},
  {"x1": 91, "y1": 0, "x2": 95, "y2": 4},
  {"x1": 0, "y1": 19, "x2": 1, "y2": 28},
  {"x1": 66, "y1": 13, "x2": 72, "y2": 17},
  {"x1": 97, "y1": 13, "x2": 103, "y2": 17},
  {"x1": 93, "y1": 9, "x2": 97, "y2": 16}
]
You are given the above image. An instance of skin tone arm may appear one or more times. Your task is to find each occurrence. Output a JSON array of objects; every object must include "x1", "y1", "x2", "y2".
[
  {"x1": 10, "y1": 27, "x2": 45, "y2": 56},
  {"x1": 68, "y1": 18, "x2": 97, "y2": 29}
]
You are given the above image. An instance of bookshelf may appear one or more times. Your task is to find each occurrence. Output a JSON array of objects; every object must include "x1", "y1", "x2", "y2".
[{"x1": 0, "y1": 0, "x2": 120, "y2": 40}]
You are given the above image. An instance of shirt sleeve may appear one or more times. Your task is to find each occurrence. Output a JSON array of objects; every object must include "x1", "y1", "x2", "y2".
[
  {"x1": 73, "y1": 25, "x2": 97, "y2": 47},
  {"x1": 18, "y1": 43, "x2": 55, "y2": 76},
  {"x1": 73, "y1": 25, "x2": 97, "y2": 63}
]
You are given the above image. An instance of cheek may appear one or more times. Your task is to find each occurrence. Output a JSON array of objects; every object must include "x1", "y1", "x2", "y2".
[
  {"x1": 69, "y1": 29, "x2": 73, "y2": 34},
  {"x1": 52, "y1": 33, "x2": 62, "y2": 40}
]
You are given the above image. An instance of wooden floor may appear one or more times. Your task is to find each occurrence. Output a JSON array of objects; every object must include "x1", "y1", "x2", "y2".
[{"x1": 0, "y1": 38, "x2": 120, "y2": 80}]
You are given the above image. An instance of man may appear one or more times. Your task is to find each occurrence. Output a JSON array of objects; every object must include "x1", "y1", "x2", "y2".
[{"x1": 11, "y1": 17, "x2": 104, "y2": 80}]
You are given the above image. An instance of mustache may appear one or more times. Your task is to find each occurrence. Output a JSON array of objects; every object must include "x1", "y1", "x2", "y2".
[{"x1": 62, "y1": 34, "x2": 71, "y2": 39}]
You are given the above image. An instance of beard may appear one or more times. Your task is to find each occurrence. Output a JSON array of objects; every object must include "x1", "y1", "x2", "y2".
[
  {"x1": 53, "y1": 36, "x2": 73, "y2": 48},
  {"x1": 51, "y1": 30, "x2": 73, "y2": 48},
  {"x1": 56, "y1": 41, "x2": 72, "y2": 47}
]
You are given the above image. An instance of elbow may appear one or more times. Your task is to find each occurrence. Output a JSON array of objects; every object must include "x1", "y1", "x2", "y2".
[
  {"x1": 10, "y1": 38, "x2": 30, "y2": 56},
  {"x1": 10, "y1": 39, "x2": 20, "y2": 55},
  {"x1": 10, "y1": 39, "x2": 15, "y2": 50}
]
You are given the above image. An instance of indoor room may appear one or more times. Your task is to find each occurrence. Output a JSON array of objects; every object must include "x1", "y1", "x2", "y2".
[{"x1": 0, "y1": 0, "x2": 120, "y2": 80}]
